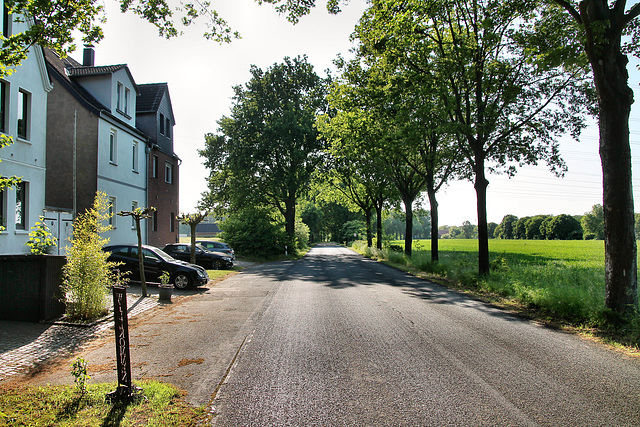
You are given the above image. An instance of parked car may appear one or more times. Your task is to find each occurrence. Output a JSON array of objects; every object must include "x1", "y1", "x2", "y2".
[
  {"x1": 196, "y1": 240, "x2": 235, "y2": 260},
  {"x1": 162, "y1": 243, "x2": 234, "y2": 270},
  {"x1": 103, "y1": 244, "x2": 209, "y2": 289}
]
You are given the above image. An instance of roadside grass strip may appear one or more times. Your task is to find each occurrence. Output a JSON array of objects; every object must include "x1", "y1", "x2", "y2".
[{"x1": 353, "y1": 239, "x2": 639, "y2": 351}]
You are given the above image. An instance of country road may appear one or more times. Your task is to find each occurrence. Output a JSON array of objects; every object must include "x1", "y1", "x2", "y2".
[
  {"x1": 210, "y1": 244, "x2": 640, "y2": 426},
  {"x1": 19, "y1": 243, "x2": 640, "y2": 425}
]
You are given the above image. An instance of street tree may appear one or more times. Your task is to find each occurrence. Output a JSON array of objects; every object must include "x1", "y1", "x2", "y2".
[
  {"x1": 355, "y1": 0, "x2": 593, "y2": 274},
  {"x1": 118, "y1": 206, "x2": 156, "y2": 297},
  {"x1": 200, "y1": 56, "x2": 327, "y2": 248},
  {"x1": 547, "y1": 0, "x2": 640, "y2": 314},
  {"x1": 177, "y1": 212, "x2": 209, "y2": 264}
]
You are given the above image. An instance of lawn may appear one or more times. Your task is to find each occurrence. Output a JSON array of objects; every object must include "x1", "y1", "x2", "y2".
[{"x1": 355, "y1": 239, "x2": 639, "y2": 349}]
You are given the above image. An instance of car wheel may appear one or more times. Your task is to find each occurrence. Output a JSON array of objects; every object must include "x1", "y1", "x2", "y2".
[
  {"x1": 172, "y1": 273, "x2": 191, "y2": 289},
  {"x1": 212, "y1": 259, "x2": 223, "y2": 270}
]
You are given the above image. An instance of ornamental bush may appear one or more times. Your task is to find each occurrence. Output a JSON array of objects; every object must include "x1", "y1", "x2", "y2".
[
  {"x1": 26, "y1": 216, "x2": 57, "y2": 254},
  {"x1": 61, "y1": 192, "x2": 121, "y2": 321}
]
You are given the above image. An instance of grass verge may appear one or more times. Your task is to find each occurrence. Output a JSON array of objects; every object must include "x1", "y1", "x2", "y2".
[
  {"x1": 0, "y1": 380, "x2": 208, "y2": 426},
  {"x1": 352, "y1": 239, "x2": 640, "y2": 354}
]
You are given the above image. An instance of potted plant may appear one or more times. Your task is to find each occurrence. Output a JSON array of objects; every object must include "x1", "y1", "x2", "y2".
[{"x1": 158, "y1": 271, "x2": 173, "y2": 302}]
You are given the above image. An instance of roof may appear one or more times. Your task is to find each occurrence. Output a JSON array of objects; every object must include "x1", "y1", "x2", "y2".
[
  {"x1": 67, "y1": 64, "x2": 128, "y2": 77},
  {"x1": 43, "y1": 48, "x2": 108, "y2": 114},
  {"x1": 137, "y1": 83, "x2": 168, "y2": 113}
]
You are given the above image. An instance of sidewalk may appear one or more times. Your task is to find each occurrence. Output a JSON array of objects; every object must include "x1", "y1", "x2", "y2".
[{"x1": 0, "y1": 292, "x2": 161, "y2": 381}]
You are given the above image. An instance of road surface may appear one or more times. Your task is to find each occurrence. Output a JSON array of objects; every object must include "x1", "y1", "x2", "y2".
[{"x1": 210, "y1": 244, "x2": 640, "y2": 426}]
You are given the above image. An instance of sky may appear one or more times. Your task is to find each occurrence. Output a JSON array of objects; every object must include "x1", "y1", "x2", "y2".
[{"x1": 77, "y1": 0, "x2": 640, "y2": 227}]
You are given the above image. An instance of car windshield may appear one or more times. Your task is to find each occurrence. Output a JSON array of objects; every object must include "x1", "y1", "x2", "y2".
[{"x1": 148, "y1": 247, "x2": 175, "y2": 262}]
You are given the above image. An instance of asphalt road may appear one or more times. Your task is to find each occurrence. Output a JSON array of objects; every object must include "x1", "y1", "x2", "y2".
[
  {"x1": 19, "y1": 243, "x2": 640, "y2": 425},
  {"x1": 210, "y1": 244, "x2": 640, "y2": 426}
]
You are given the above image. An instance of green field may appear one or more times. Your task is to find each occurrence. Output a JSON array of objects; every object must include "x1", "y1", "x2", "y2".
[{"x1": 356, "y1": 239, "x2": 640, "y2": 347}]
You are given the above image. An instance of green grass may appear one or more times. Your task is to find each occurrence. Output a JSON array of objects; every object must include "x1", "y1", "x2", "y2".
[
  {"x1": 0, "y1": 380, "x2": 207, "y2": 426},
  {"x1": 354, "y1": 239, "x2": 640, "y2": 350}
]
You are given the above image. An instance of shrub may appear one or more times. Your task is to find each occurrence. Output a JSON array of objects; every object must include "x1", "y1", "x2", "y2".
[
  {"x1": 26, "y1": 216, "x2": 57, "y2": 254},
  {"x1": 295, "y1": 219, "x2": 310, "y2": 249},
  {"x1": 61, "y1": 192, "x2": 120, "y2": 321},
  {"x1": 219, "y1": 207, "x2": 287, "y2": 258}
]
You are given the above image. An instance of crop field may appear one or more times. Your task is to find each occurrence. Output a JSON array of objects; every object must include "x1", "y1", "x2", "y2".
[{"x1": 361, "y1": 239, "x2": 628, "y2": 331}]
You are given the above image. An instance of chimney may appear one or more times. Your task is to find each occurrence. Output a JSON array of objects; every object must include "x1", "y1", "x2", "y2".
[{"x1": 83, "y1": 45, "x2": 95, "y2": 66}]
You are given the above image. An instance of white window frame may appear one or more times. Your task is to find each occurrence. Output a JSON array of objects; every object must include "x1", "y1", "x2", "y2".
[
  {"x1": 108, "y1": 196, "x2": 116, "y2": 228},
  {"x1": 17, "y1": 89, "x2": 30, "y2": 140},
  {"x1": 165, "y1": 162, "x2": 173, "y2": 184},
  {"x1": 14, "y1": 181, "x2": 28, "y2": 230},
  {"x1": 109, "y1": 129, "x2": 117, "y2": 164},
  {"x1": 116, "y1": 82, "x2": 123, "y2": 112},
  {"x1": 132, "y1": 140, "x2": 138, "y2": 172},
  {"x1": 131, "y1": 201, "x2": 138, "y2": 229},
  {"x1": 152, "y1": 155, "x2": 158, "y2": 178},
  {"x1": 124, "y1": 87, "x2": 130, "y2": 115}
]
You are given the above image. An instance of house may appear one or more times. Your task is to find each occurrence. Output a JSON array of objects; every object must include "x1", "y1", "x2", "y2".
[
  {"x1": 0, "y1": 9, "x2": 53, "y2": 254},
  {"x1": 136, "y1": 83, "x2": 180, "y2": 246},
  {"x1": 44, "y1": 46, "x2": 149, "y2": 247}
]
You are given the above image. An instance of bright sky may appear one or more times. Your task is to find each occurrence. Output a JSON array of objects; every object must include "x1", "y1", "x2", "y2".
[{"x1": 77, "y1": 0, "x2": 640, "y2": 227}]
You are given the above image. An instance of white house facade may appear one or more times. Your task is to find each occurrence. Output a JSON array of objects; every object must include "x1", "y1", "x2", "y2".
[{"x1": 0, "y1": 12, "x2": 53, "y2": 254}]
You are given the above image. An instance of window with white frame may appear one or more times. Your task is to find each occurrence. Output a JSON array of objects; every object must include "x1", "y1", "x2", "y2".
[
  {"x1": 15, "y1": 181, "x2": 27, "y2": 230},
  {"x1": 17, "y1": 89, "x2": 30, "y2": 140},
  {"x1": 116, "y1": 82, "x2": 123, "y2": 111},
  {"x1": 152, "y1": 155, "x2": 158, "y2": 178},
  {"x1": 108, "y1": 196, "x2": 116, "y2": 227},
  {"x1": 131, "y1": 201, "x2": 138, "y2": 229},
  {"x1": 3, "y1": 5, "x2": 11, "y2": 38},
  {"x1": 124, "y1": 87, "x2": 130, "y2": 115},
  {"x1": 0, "y1": 189, "x2": 6, "y2": 230},
  {"x1": 165, "y1": 162, "x2": 173, "y2": 184},
  {"x1": 109, "y1": 130, "x2": 117, "y2": 164},
  {"x1": 0, "y1": 80, "x2": 7, "y2": 133},
  {"x1": 132, "y1": 141, "x2": 138, "y2": 172}
]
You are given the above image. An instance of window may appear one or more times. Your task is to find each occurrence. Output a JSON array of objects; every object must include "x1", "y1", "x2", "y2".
[
  {"x1": 0, "y1": 189, "x2": 5, "y2": 229},
  {"x1": 0, "y1": 81, "x2": 6, "y2": 133},
  {"x1": 116, "y1": 82, "x2": 123, "y2": 111},
  {"x1": 165, "y1": 117, "x2": 171, "y2": 138},
  {"x1": 152, "y1": 210, "x2": 158, "y2": 232},
  {"x1": 17, "y1": 89, "x2": 29, "y2": 140},
  {"x1": 3, "y1": 5, "x2": 11, "y2": 38},
  {"x1": 164, "y1": 162, "x2": 173, "y2": 184},
  {"x1": 108, "y1": 196, "x2": 116, "y2": 227},
  {"x1": 124, "y1": 88, "x2": 130, "y2": 115},
  {"x1": 109, "y1": 130, "x2": 117, "y2": 164},
  {"x1": 152, "y1": 155, "x2": 158, "y2": 178},
  {"x1": 170, "y1": 212, "x2": 175, "y2": 232},
  {"x1": 132, "y1": 141, "x2": 138, "y2": 172},
  {"x1": 159, "y1": 113, "x2": 165, "y2": 135},
  {"x1": 131, "y1": 201, "x2": 138, "y2": 229},
  {"x1": 15, "y1": 181, "x2": 27, "y2": 230}
]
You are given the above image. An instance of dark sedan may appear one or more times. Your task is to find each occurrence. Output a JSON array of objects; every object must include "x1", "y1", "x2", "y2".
[
  {"x1": 103, "y1": 244, "x2": 209, "y2": 289},
  {"x1": 196, "y1": 240, "x2": 235, "y2": 260},
  {"x1": 162, "y1": 243, "x2": 234, "y2": 270}
]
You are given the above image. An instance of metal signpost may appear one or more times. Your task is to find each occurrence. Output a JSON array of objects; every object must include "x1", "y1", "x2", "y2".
[{"x1": 107, "y1": 284, "x2": 140, "y2": 401}]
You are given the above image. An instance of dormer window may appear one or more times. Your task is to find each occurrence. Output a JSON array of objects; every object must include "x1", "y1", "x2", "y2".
[
  {"x1": 160, "y1": 113, "x2": 165, "y2": 135},
  {"x1": 124, "y1": 87, "x2": 130, "y2": 115},
  {"x1": 116, "y1": 82, "x2": 123, "y2": 111},
  {"x1": 165, "y1": 117, "x2": 171, "y2": 138}
]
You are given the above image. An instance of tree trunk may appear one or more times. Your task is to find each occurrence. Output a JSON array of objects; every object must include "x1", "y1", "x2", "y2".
[
  {"x1": 365, "y1": 208, "x2": 373, "y2": 247},
  {"x1": 404, "y1": 198, "x2": 414, "y2": 256},
  {"x1": 190, "y1": 224, "x2": 197, "y2": 264},
  {"x1": 136, "y1": 218, "x2": 147, "y2": 297},
  {"x1": 474, "y1": 158, "x2": 490, "y2": 275},
  {"x1": 427, "y1": 186, "x2": 439, "y2": 262},
  {"x1": 587, "y1": 29, "x2": 638, "y2": 314},
  {"x1": 376, "y1": 203, "x2": 383, "y2": 250},
  {"x1": 285, "y1": 199, "x2": 296, "y2": 250}
]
